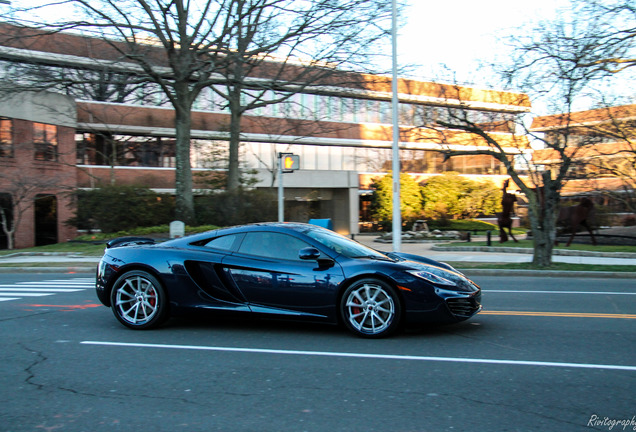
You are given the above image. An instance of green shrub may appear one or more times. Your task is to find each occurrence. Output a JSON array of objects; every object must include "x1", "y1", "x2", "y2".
[
  {"x1": 421, "y1": 172, "x2": 501, "y2": 220},
  {"x1": 427, "y1": 219, "x2": 499, "y2": 231},
  {"x1": 195, "y1": 189, "x2": 277, "y2": 226},
  {"x1": 67, "y1": 185, "x2": 176, "y2": 233},
  {"x1": 74, "y1": 224, "x2": 220, "y2": 241}
]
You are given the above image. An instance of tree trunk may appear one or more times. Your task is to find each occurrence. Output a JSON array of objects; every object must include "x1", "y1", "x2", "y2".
[
  {"x1": 227, "y1": 87, "x2": 242, "y2": 192},
  {"x1": 0, "y1": 207, "x2": 15, "y2": 250},
  {"x1": 530, "y1": 173, "x2": 560, "y2": 267},
  {"x1": 174, "y1": 103, "x2": 195, "y2": 224},
  {"x1": 530, "y1": 216, "x2": 556, "y2": 267}
]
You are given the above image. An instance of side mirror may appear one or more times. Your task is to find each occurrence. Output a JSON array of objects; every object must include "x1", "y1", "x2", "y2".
[
  {"x1": 298, "y1": 247, "x2": 321, "y2": 260},
  {"x1": 299, "y1": 247, "x2": 335, "y2": 268}
]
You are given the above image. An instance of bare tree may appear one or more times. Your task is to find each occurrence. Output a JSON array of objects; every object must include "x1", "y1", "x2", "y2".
[
  {"x1": 206, "y1": 0, "x2": 393, "y2": 191},
  {"x1": 6, "y1": 0, "x2": 394, "y2": 223},
  {"x1": 570, "y1": 0, "x2": 635, "y2": 74},
  {"x1": 419, "y1": 0, "x2": 635, "y2": 266},
  {"x1": 0, "y1": 172, "x2": 69, "y2": 249},
  {"x1": 533, "y1": 104, "x2": 636, "y2": 215}
]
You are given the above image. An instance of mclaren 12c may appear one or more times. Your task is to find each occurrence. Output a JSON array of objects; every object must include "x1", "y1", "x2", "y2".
[{"x1": 96, "y1": 222, "x2": 481, "y2": 338}]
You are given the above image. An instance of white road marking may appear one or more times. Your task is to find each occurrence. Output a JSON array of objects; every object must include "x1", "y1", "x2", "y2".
[
  {"x1": 0, "y1": 288, "x2": 84, "y2": 292},
  {"x1": 15, "y1": 281, "x2": 92, "y2": 285},
  {"x1": 0, "y1": 278, "x2": 93, "y2": 302},
  {"x1": 484, "y1": 290, "x2": 636, "y2": 295},
  {"x1": 81, "y1": 341, "x2": 636, "y2": 372}
]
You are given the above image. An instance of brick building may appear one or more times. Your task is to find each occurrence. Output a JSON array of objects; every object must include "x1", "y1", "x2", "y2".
[
  {"x1": 0, "y1": 91, "x2": 77, "y2": 248},
  {"x1": 0, "y1": 23, "x2": 532, "y2": 248},
  {"x1": 531, "y1": 104, "x2": 636, "y2": 221}
]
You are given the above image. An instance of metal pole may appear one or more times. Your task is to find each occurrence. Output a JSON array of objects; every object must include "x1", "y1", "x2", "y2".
[
  {"x1": 391, "y1": 0, "x2": 401, "y2": 252},
  {"x1": 278, "y1": 153, "x2": 284, "y2": 222}
]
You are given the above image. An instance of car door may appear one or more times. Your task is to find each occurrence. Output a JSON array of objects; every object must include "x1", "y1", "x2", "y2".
[{"x1": 221, "y1": 231, "x2": 345, "y2": 320}]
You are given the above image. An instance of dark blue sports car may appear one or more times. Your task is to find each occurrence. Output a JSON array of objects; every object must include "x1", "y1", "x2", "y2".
[{"x1": 96, "y1": 222, "x2": 481, "y2": 338}]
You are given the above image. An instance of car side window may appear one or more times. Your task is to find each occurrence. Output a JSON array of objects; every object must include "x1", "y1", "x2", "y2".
[
  {"x1": 202, "y1": 234, "x2": 241, "y2": 251},
  {"x1": 239, "y1": 232, "x2": 311, "y2": 261}
]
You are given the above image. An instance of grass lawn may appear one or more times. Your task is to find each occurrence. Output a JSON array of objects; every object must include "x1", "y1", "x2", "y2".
[
  {"x1": 440, "y1": 239, "x2": 636, "y2": 254},
  {"x1": 448, "y1": 261, "x2": 636, "y2": 273}
]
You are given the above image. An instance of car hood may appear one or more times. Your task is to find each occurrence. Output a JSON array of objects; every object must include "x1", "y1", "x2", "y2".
[{"x1": 389, "y1": 253, "x2": 479, "y2": 293}]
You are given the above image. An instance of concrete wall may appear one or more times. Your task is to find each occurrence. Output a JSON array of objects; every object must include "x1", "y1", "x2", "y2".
[
  {"x1": 254, "y1": 169, "x2": 359, "y2": 235},
  {"x1": 0, "y1": 91, "x2": 76, "y2": 128}
]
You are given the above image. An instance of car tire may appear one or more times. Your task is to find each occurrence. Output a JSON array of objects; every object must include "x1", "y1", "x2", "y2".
[
  {"x1": 110, "y1": 270, "x2": 168, "y2": 330},
  {"x1": 340, "y1": 278, "x2": 401, "y2": 338}
]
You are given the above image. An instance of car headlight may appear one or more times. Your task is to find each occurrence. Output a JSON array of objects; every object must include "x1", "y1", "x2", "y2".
[{"x1": 406, "y1": 270, "x2": 457, "y2": 287}]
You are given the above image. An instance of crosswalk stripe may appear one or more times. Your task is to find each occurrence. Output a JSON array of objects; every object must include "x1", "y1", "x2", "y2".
[
  {"x1": 0, "y1": 278, "x2": 94, "y2": 302},
  {"x1": 7, "y1": 283, "x2": 95, "y2": 288},
  {"x1": 6, "y1": 284, "x2": 93, "y2": 287},
  {"x1": 15, "y1": 281, "x2": 93, "y2": 285},
  {"x1": 0, "y1": 288, "x2": 84, "y2": 292},
  {"x1": 26, "y1": 279, "x2": 94, "y2": 283}
]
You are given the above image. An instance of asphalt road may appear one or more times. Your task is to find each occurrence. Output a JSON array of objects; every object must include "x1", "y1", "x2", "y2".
[{"x1": 0, "y1": 273, "x2": 634, "y2": 432}]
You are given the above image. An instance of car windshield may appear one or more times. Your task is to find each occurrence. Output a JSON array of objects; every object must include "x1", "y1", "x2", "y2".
[{"x1": 301, "y1": 226, "x2": 389, "y2": 260}]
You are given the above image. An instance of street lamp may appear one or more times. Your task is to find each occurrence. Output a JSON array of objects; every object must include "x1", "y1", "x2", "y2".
[{"x1": 391, "y1": 0, "x2": 401, "y2": 252}]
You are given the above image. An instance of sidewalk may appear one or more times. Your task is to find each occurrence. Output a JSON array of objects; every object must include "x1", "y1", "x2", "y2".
[
  {"x1": 354, "y1": 235, "x2": 636, "y2": 278},
  {"x1": 356, "y1": 236, "x2": 636, "y2": 266},
  {"x1": 0, "y1": 252, "x2": 100, "y2": 273}
]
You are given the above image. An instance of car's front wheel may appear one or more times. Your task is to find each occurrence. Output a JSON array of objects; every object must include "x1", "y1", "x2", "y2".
[
  {"x1": 340, "y1": 279, "x2": 401, "y2": 338},
  {"x1": 110, "y1": 270, "x2": 168, "y2": 330}
]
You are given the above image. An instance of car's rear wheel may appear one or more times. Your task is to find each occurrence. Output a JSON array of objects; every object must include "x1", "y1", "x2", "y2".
[
  {"x1": 340, "y1": 278, "x2": 401, "y2": 338},
  {"x1": 110, "y1": 270, "x2": 168, "y2": 330}
]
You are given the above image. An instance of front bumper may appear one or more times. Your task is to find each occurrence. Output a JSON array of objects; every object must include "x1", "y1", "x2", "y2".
[
  {"x1": 445, "y1": 290, "x2": 482, "y2": 319},
  {"x1": 403, "y1": 287, "x2": 482, "y2": 325}
]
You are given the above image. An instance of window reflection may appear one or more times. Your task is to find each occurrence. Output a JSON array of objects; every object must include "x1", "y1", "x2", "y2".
[
  {"x1": 33, "y1": 122, "x2": 58, "y2": 161},
  {"x1": 0, "y1": 117, "x2": 13, "y2": 158}
]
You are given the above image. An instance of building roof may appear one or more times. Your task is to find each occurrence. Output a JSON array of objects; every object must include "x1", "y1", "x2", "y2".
[
  {"x1": 531, "y1": 104, "x2": 636, "y2": 131},
  {"x1": 0, "y1": 23, "x2": 531, "y2": 112}
]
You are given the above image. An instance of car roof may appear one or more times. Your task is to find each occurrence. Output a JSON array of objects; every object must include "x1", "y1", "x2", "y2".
[{"x1": 159, "y1": 222, "x2": 325, "y2": 247}]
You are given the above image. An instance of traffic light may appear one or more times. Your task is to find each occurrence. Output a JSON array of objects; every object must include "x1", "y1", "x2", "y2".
[{"x1": 281, "y1": 154, "x2": 300, "y2": 173}]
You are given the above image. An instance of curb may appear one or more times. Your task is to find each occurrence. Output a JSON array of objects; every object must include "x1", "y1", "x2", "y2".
[
  {"x1": 458, "y1": 269, "x2": 636, "y2": 279},
  {"x1": 432, "y1": 245, "x2": 636, "y2": 259},
  {"x1": 0, "y1": 266, "x2": 95, "y2": 273}
]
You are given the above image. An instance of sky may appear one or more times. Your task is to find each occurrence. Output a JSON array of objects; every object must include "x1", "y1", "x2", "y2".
[
  {"x1": 396, "y1": 0, "x2": 571, "y2": 88},
  {"x1": 6, "y1": 0, "x2": 570, "y2": 90},
  {"x1": 8, "y1": 0, "x2": 625, "y2": 107}
]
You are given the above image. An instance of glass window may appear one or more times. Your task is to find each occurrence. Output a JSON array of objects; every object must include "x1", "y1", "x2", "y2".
[
  {"x1": 33, "y1": 122, "x2": 58, "y2": 161},
  {"x1": 379, "y1": 100, "x2": 392, "y2": 124},
  {"x1": 315, "y1": 146, "x2": 330, "y2": 170},
  {"x1": 238, "y1": 232, "x2": 310, "y2": 261},
  {"x1": 75, "y1": 133, "x2": 178, "y2": 167},
  {"x1": 341, "y1": 147, "x2": 356, "y2": 171},
  {"x1": 0, "y1": 117, "x2": 13, "y2": 157},
  {"x1": 201, "y1": 233, "x2": 242, "y2": 251},
  {"x1": 300, "y1": 225, "x2": 386, "y2": 259}
]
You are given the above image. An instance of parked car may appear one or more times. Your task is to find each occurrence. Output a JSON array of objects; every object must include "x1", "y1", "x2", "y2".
[{"x1": 96, "y1": 222, "x2": 481, "y2": 338}]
